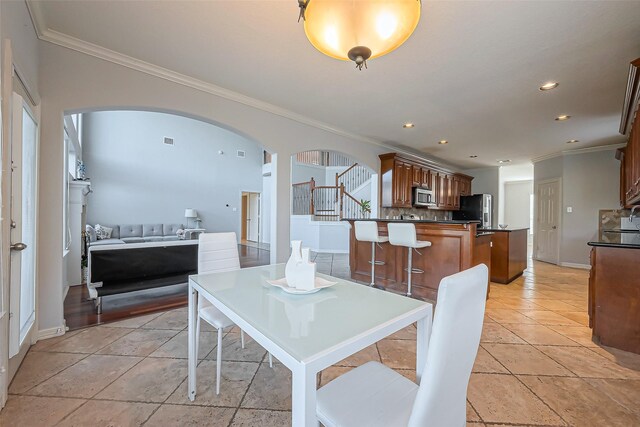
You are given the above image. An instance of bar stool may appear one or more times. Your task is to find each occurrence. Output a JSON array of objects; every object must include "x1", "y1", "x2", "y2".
[
  {"x1": 354, "y1": 221, "x2": 389, "y2": 289},
  {"x1": 387, "y1": 223, "x2": 432, "y2": 297}
]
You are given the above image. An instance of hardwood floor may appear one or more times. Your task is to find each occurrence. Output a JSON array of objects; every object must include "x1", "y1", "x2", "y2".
[{"x1": 64, "y1": 244, "x2": 270, "y2": 331}]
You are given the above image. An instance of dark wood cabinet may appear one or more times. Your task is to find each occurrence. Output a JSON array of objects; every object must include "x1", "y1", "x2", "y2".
[
  {"x1": 490, "y1": 229, "x2": 528, "y2": 283},
  {"x1": 380, "y1": 153, "x2": 474, "y2": 210},
  {"x1": 619, "y1": 58, "x2": 640, "y2": 207}
]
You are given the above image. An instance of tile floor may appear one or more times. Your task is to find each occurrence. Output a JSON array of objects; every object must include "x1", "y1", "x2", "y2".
[{"x1": 3, "y1": 259, "x2": 640, "y2": 426}]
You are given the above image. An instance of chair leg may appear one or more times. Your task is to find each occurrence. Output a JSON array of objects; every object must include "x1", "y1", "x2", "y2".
[
  {"x1": 195, "y1": 315, "x2": 201, "y2": 359},
  {"x1": 407, "y1": 247, "x2": 413, "y2": 297},
  {"x1": 268, "y1": 352, "x2": 273, "y2": 368},
  {"x1": 240, "y1": 329, "x2": 245, "y2": 349},
  {"x1": 216, "y1": 327, "x2": 223, "y2": 395},
  {"x1": 370, "y1": 242, "x2": 376, "y2": 287}
]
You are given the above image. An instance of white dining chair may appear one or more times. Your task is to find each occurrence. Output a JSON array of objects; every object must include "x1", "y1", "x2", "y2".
[
  {"x1": 316, "y1": 263, "x2": 489, "y2": 427},
  {"x1": 197, "y1": 232, "x2": 272, "y2": 395}
]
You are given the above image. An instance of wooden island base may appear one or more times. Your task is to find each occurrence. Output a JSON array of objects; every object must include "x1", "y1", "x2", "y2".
[{"x1": 346, "y1": 219, "x2": 491, "y2": 301}]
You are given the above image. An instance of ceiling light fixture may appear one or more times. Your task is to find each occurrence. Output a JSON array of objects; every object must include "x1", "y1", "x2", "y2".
[
  {"x1": 403, "y1": 123, "x2": 415, "y2": 128},
  {"x1": 438, "y1": 140, "x2": 448, "y2": 145},
  {"x1": 566, "y1": 139, "x2": 579, "y2": 144},
  {"x1": 539, "y1": 82, "x2": 559, "y2": 91},
  {"x1": 297, "y1": 0, "x2": 421, "y2": 70},
  {"x1": 555, "y1": 115, "x2": 571, "y2": 121},
  {"x1": 497, "y1": 159, "x2": 511, "y2": 164}
]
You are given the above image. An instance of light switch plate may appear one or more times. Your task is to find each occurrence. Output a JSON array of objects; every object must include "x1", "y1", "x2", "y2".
[{"x1": 566, "y1": 207, "x2": 573, "y2": 213}]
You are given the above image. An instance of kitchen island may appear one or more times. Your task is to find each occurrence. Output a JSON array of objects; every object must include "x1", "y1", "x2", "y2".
[
  {"x1": 483, "y1": 228, "x2": 529, "y2": 284},
  {"x1": 344, "y1": 219, "x2": 491, "y2": 301}
]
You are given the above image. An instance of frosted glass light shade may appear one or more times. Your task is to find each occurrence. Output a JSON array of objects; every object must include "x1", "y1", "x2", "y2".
[
  {"x1": 303, "y1": 0, "x2": 421, "y2": 63},
  {"x1": 185, "y1": 209, "x2": 197, "y2": 218}
]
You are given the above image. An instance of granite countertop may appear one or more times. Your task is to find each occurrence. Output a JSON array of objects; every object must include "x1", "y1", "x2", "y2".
[
  {"x1": 588, "y1": 230, "x2": 640, "y2": 249},
  {"x1": 482, "y1": 228, "x2": 530, "y2": 232},
  {"x1": 341, "y1": 218, "x2": 481, "y2": 225}
]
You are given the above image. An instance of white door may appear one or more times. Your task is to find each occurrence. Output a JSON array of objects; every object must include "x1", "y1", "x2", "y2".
[
  {"x1": 8, "y1": 93, "x2": 39, "y2": 362},
  {"x1": 247, "y1": 193, "x2": 261, "y2": 242},
  {"x1": 535, "y1": 179, "x2": 560, "y2": 264}
]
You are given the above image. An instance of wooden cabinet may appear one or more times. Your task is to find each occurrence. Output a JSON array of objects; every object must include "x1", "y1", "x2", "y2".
[
  {"x1": 490, "y1": 229, "x2": 528, "y2": 284},
  {"x1": 380, "y1": 153, "x2": 474, "y2": 210},
  {"x1": 619, "y1": 58, "x2": 640, "y2": 207}
]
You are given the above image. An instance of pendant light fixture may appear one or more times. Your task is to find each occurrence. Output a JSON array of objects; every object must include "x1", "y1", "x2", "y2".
[{"x1": 298, "y1": 0, "x2": 421, "y2": 70}]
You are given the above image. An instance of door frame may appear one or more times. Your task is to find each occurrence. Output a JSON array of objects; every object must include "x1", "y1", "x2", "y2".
[
  {"x1": 533, "y1": 177, "x2": 562, "y2": 265},
  {"x1": 239, "y1": 190, "x2": 261, "y2": 243}
]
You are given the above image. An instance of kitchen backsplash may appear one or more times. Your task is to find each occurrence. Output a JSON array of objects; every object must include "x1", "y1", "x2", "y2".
[
  {"x1": 379, "y1": 207, "x2": 453, "y2": 221},
  {"x1": 599, "y1": 209, "x2": 631, "y2": 231}
]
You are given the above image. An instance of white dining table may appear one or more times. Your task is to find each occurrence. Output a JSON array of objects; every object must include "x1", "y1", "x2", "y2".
[{"x1": 187, "y1": 263, "x2": 433, "y2": 427}]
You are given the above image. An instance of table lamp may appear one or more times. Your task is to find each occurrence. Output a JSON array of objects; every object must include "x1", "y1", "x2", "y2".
[{"x1": 185, "y1": 208, "x2": 197, "y2": 228}]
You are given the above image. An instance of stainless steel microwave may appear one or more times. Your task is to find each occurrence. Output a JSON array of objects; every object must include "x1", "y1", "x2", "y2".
[{"x1": 413, "y1": 187, "x2": 436, "y2": 207}]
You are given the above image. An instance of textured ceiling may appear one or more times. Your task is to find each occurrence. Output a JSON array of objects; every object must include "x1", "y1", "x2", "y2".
[{"x1": 31, "y1": 0, "x2": 640, "y2": 168}]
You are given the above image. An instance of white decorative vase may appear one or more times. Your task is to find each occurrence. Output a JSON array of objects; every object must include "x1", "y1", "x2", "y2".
[{"x1": 285, "y1": 240, "x2": 303, "y2": 288}]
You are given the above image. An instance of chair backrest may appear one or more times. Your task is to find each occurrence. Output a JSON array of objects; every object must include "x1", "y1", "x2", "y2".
[
  {"x1": 354, "y1": 221, "x2": 380, "y2": 243},
  {"x1": 198, "y1": 232, "x2": 241, "y2": 274},
  {"x1": 387, "y1": 222, "x2": 417, "y2": 247},
  {"x1": 408, "y1": 264, "x2": 488, "y2": 427}
]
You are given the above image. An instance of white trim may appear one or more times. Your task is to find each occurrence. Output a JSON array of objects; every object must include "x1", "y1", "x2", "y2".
[
  {"x1": 532, "y1": 143, "x2": 626, "y2": 163},
  {"x1": 559, "y1": 262, "x2": 591, "y2": 270},
  {"x1": 36, "y1": 325, "x2": 65, "y2": 341}
]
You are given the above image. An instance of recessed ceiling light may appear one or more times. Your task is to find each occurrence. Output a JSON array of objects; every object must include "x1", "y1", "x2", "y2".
[
  {"x1": 438, "y1": 140, "x2": 448, "y2": 145},
  {"x1": 497, "y1": 159, "x2": 511, "y2": 164},
  {"x1": 403, "y1": 122, "x2": 414, "y2": 128},
  {"x1": 555, "y1": 115, "x2": 571, "y2": 121},
  {"x1": 566, "y1": 139, "x2": 579, "y2": 144},
  {"x1": 539, "y1": 82, "x2": 559, "y2": 91},
  {"x1": 469, "y1": 155, "x2": 478, "y2": 158}
]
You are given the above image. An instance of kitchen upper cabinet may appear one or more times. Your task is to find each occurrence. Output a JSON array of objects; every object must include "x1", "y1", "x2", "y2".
[
  {"x1": 619, "y1": 58, "x2": 640, "y2": 207},
  {"x1": 379, "y1": 153, "x2": 474, "y2": 209}
]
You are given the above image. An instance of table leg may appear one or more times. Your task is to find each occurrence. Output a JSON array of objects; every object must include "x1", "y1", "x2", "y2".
[
  {"x1": 291, "y1": 365, "x2": 319, "y2": 427},
  {"x1": 188, "y1": 282, "x2": 198, "y2": 401},
  {"x1": 416, "y1": 311, "x2": 433, "y2": 384}
]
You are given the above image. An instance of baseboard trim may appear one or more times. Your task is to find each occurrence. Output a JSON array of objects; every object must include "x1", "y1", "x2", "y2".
[
  {"x1": 37, "y1": 326, "x2": 66, "y2": 341},
  {"x1": 559, "y1": 262, "x2": 591, "y2": 270}
]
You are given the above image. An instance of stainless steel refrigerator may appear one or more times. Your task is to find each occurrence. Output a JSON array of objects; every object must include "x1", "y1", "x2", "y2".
[{"x1": 452, "y1": 194, "x2": 492, "y2": 229}]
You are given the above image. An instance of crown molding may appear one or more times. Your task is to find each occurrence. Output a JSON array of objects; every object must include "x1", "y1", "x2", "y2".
[
  {"x1": 531, "y1": 143, "x2": 626, "y2": 163},
  {"x1": 26, "y1": 0, "x2": 451, "y2": 166}
]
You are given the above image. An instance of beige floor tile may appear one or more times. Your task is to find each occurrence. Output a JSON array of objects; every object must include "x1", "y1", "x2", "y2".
[
  {"x1": 57, "y1": 400, "x2": 158, "y2": 427},
  {"x1": 485, "y1": 308, "x2": 538, "y2": 324},
  {"x1": 166, "y1": 360, "x2": 259, "y2": 407},
  {"x1": 204, "y1": 331, "x2": 267, "y2": 363},
  {"x1": 95, "y1": 329, "x2": 178, "y2": 357},
  {"x1": 145, "y1": 404, "x2": 235, "y2": 426},
  {"x1": 47, "y1": 326, "x2": 134, "y2": 354},
  {"x1": 28, "y1": 354, "x2": 142, "y2": 398},
  {"x1": 502, "y1": 323, "x2": 580, "y2": 346},
  {"x1": 30, "y1": 329, "x2": 84, "y2": 352},
  {"x1": 484, "y1": 299, "x2": 512, "y2": 310},
  {"x1": 241, "y1": 362, "x2": 292, "y2": 410},
  {"x1": 529, "y1": 299, "x2": 581, "y2": 311},
  {"x1": 335, "y1": 344, "x2": 380, "y2": 367},
  {"x1": 584, "y1": 379, "x2": 640, "y2": 417},
  {"x1": 483, "y1": 343, "x2": 573, "y2": 376},
  {"x1": 481, "y1": 322, "x2": 527, "y2": 344},
  {"x1": 537, "y1": 346, "x2": 640, "y2": 379},
  {"x1": 8, "y1": 351, "x2": 86, "y2": 394},
  {"x1": 518, "y1": 310, "x2": 581, "y2": 326},
  {"x1": 230, "y1": 409, "x2": 291, "y2": 427},
  {"x1": 377, "y1": 339, "x2": 415, "y2": 369},
  {"x1": 140, "y1": 309, "x2": 188, "y2": 330},
  {"x1": 555, "y1": 311, "x2": 589, "y2": 326},
  {"x1": 104, "y1": 312, "x2": 163, "y2": 328},
  {"x1": 0, "y1": 395, "x2": 85, "y2": 426},
  {"x1": 96, "y1": 357, "x2": 187, "y2": 402},
  {"x1": 588, "y1": 345, "x2": 640, "y2": 371},
  {"x1": 386, "y1": 323, "x2": 417, "y2": 340},
  {"x1": 494, "y1": 297, "x2": 544, "y2": 310},
  {"x1": 520, "y1": 376, "x2": 640, "y2": 426},
  {"x1": 547, "y1": 325, "x2": 598, "y2": 347},
  {"x1": 473, "y1": 346, "x2": 509, "y2": 374},
  {"x1": 319, "y1": 366, "x2": 353, "y2": 387},
  {"x1": 467, "y1": 373, "x2": 565, "y2": 425},
  {"x1": 467, "y1": 401, "x2": 482, "y2": 422},
  {"x1": 149, "y1": 330, "x2": 217, "y2": 359}
]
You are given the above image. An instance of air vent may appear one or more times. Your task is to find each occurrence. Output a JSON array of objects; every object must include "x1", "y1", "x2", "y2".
[
  {"x1": 163, "y1": 137, "x2": 174, "y2": 146},
  {"x1": 237, "y1": 150, "x2": 246, "y2": 158}
]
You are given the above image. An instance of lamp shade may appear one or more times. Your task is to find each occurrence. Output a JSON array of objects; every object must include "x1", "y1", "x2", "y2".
[
  {"x1": 184, "y1": 209, "x2": 197, "y2": 218},
  {"x1": 303, "y1": 0, "x2": 421, "y2": 65}
]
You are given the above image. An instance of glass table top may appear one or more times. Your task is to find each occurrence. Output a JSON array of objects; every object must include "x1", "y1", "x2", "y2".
[{"x1": 190, "y1": 264, "x2": 430, "y2": 362}]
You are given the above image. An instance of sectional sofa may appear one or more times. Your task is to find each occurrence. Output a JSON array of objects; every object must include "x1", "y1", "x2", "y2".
[{"x1": 86, "y1": 223, "x2": 184, "y2": 246}]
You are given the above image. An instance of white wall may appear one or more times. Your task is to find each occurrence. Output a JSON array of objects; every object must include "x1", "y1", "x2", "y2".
[
  {"x1": 498, "y1": 163, "x2": 533, "y2": 226},
  {"x1": 82, "y1": 111, "x2": 263, "y2": 239},
  {"x1": 503, "y1": 180, "x2": 533, "y2": 229},
  {"x1": 290, "y1": 216, "x2": 350, "y2": 253},
  {"x1": 533, "y1": 148, "x2": 620, "y2": 267},
  {"x1": 291, "y1": 161, "x2": 326, "y2": 186},
  {"x1": 261, "y1": 163, "x2": 272, "y2": 244}
]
